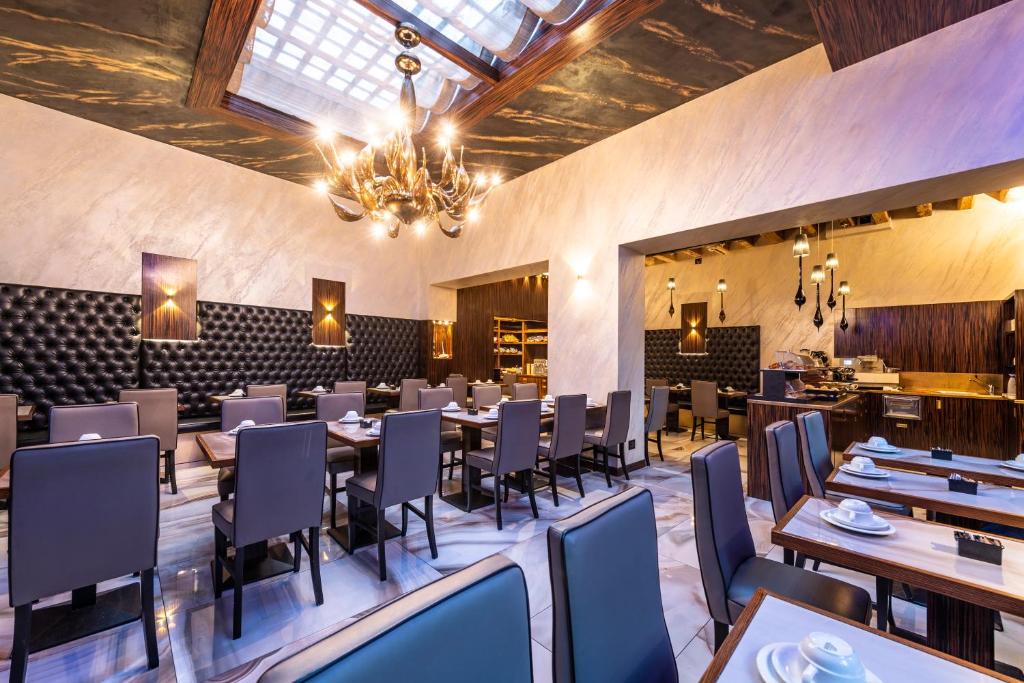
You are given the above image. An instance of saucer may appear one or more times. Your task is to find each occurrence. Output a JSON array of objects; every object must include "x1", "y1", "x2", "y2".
[
  {"x1": 859, "y1": 443, "x2": 901, "y2": 454},
  {"x1": 756, "y1": 642, "x2": 880, "y2": 683},
  {"x1": 339, "y1": 416, "x2": 361, "y2": 424},
  {"x1": 366, "y1": 429, "x2": 381, "y2": 437},
  {"x1": 999, "y1": 460, "x2": 1024, "y2": 472},
  {"x1": 441, "y1": 406, "x2": 460, "y2": 413},
  {"x1": 820, "y1": 509, "x2": 895, "y2": 535},
  {"x1": 839, "y1": 464, "x2": 890, "y2": 479}
]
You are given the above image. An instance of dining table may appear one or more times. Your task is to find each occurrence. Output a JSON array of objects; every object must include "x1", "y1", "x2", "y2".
[
  {"x1": 843, "y1": 442, "x2": 1024, "y2": 489},
  {"x1": 207, "y1": 393, "x2": 244, "y2": 405},
  {"x1": 772, "y1": 495, "x2": 1024, "y2": 672},
  {"x1": 16, "y1": 403, "x2": 35, "y2": 422}
]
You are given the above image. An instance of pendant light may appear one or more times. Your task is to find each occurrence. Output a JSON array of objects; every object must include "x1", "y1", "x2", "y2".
[
  {"x1": 667, "y1": 277, "x2": 676, "y2": 318},
  {"x1": 716, "y1": 278, "x2": 727, "y2": 323},
  {"x1": 811, "y1": 264, "x2": 825, "y2": 329},
  {"x1": 825, "y1": 220, "x2": 838, "y2": 310},
  {"x1": 838, "y1": 281, "x2": 851, "y2": 331},
  {"x1": 793, "y1": 228, "x2": 809, "y2": 309}
]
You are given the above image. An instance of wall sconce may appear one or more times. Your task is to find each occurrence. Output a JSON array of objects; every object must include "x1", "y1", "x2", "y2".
[
  {"x1": 838, "y1": 281, "x2": 851, "y2": 332},
  {"x1": 825, "y1": 252, "x2": 839, "y2": 310},
  {"x1": 810, "y1": 264, "x2": 825, "y2": 329},
  {"x1": 792, "y1": 228, "x2": 809, "y2": 309},
  {"x1": 678, "y1": 301, "x2": 709, "y2": 355},
  {"x1": 667, "y1": 277, "x2": 676, "y2": 317},
  {"x1": 312, "y1": 277, "x2": 346, "y2": 346},
  {"x1": 142, "y1": 253, "x2": 197, "y2": 341},
  {"x1": 431, "y1": 320, "x2": 454, "y2": 360},
  {"x1": 716, "y1": 278, "x2": 727, "y2": 323}
]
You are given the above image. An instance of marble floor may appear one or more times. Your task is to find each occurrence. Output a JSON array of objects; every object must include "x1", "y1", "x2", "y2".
[{"x1": 0, "y1": 431, "x2": 1022, "y2": 682}]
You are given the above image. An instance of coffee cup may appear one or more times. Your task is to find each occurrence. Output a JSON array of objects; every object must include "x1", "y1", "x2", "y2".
[
  {"x1": 836, "y1": 498, "x2": 874, "y2": 527},
  {"x1": 849, "y1": 456, "x2": 876, "y2": 473},
  {"x1": 543, "y1": 394, "x2": 554, "y2": 401},
  {"x1": 866, "y1": 436, "x2": 889, "y2": 449},
  {"x1": 797, "y1": 632, "x2": 867, "y2": 683},
  {"x1": 445, "y1": 401, "x2": 459, "y2": 410},
  {"x1": 486, "y1": 409, "x2": 499, "y2": 418}
]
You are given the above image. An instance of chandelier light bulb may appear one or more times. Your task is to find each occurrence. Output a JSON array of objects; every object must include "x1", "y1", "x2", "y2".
[
  {"x1": 467, "y1": 207, "x2": 481, "y2": 223},
  {"x1": 811, "y1": 265, "x2": 825, "y2": 283},
  {"x1": 371, "y1": 222, "x2": 387, "y2": 239},
  {"x1": 490, "y1": 173, "x2": 502, "y2": 187},
  {"x1": 413, "y1": 220, "x2": 426, "y2": 235},
  {"x1": 316, "y1": 125, "x2": 336, "y2": 143},
  {"x1": 825, "y1": 252, "x2": 839, "y2": 270},
  {"x1": 339, "y1": 150, "x2": 356, "y2": 166},
  {"x1": 313, "y1": 179, "x2": 329, "y2": 195},
  {"x1": 793, "y1": 231, "x2": 810, "y2": 257}
]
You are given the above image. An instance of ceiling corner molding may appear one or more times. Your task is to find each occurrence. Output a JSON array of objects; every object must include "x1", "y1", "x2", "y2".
[{"x1": 186, "y1": 0, "x2": 264, "y2": 109}]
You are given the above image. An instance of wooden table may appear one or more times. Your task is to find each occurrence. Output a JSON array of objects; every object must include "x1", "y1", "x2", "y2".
[
  {"x1": 208, "y1": 393, "x2": 244, "y2": 405},
  {"x1": 295, "y1": 389, "x2": 330, "y2": 399},
  {"x1": 773, "y1": 495, "x2": 1024, "y2": 671},
  {"x1": 844, "y1": 443, "x2": 1024, "y2": 489},
  {"x1": 702, "y1": 588, "x2": 1013, "y2": 682},
  {"x1": 827, "y1": 467, "x2": 1024, "y2": 528},
  {"x1": 16, "y1": 404, "x2": 35, "y2": 422}
]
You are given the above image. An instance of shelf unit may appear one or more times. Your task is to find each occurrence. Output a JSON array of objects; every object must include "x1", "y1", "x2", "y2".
[{"x1": 493, "y1": 316, "x2": 547, "y2": 378}]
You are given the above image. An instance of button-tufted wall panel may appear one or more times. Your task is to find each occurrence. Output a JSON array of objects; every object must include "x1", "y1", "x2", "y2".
[
  {"x1": 345, "y1": 314, "x2": 422, "y2": 386},
  {"x1": 0, "y1": 284, "x2": 140, "y2": 430},
  {"x1": 645, "y1": 326, "x2": 760, "y2": 392}
]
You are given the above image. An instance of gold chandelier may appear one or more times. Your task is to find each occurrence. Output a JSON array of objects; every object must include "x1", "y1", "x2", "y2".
[{"x1": 313, "y1": 23, "x2": 500, "y2": 239}]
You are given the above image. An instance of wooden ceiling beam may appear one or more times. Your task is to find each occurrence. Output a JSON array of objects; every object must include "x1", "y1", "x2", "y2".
[
  {"x1": 870, "y1": 211, "x2": 890, "y2": 224},
  {"x1": 452, "y1": 0, "x2": 664, "y2": 128},
  {"x1": 351, "y1": 0, "x2": 499, "y2": 85},
  {"x1": 934, "y1": 196, "x2": 975, "y2": 210},
  {"x1": 754, "y1": 231, "x2": 784, "y2": 246},
  {"x1": 915, "y1": 203, "x2": 933, "y2": 217},
  {"x1": 727, "y1": 238, "x2": 754, "y2": 250},
  {"x1": 186, "y1": 0, "x2": 264, "y2": 109},
  {"x1": 988, "y1": 189, "x2": 1010, "y2": 202},
  {"x1": 704, "y1": 243, "x2": 729, "y2": 256}
]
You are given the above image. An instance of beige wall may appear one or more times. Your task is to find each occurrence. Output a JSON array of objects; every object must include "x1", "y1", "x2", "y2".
[{"x1": 645, "y1": 195, "x2": 1024, "y2": 367}]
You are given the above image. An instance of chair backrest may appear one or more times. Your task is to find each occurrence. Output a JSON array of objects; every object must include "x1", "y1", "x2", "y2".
[
  {"x1": 548, "y1": 394, "x2": 587, "y2": 461},
  {"x1": 548, "y1": 487, "x2": 676, "y2": 683},
  {"x1": 645, "y1": 386, "x2": 670, "y2": 432},
  {"x1": 221, "y1": 396, "x2": 285, "y2": 432},
  {"x1": 494, "y1": 400, "x2": 541, "y2": 475},
  {"x1": 445, "y1": 376, "x2": 468, "y2": 408},
  {"x1": 376, "y1": 410, "x2": 442, "y2": 508},
  {"x1": 511, "y1": 382, "x2": 539, "y2": 400},
  {"x1": 764, "y1": 420, "x2": 805, "y2": 523},
  {"x1": 418, "y1": 387, "x2": 455, "y2": 411},
  {"x1": 119, "y1": 388, "x2": 178, "y2": 451},
  {"x1": 0, "y1": 394, "x2": 16, "y2": 470},
  {"x1": 472, "y1": 384, "x2": 502, "y2": 409},
  {"x1": 247, "y1": 383, "x2": 288, "y2": 405},
  {"x1": 316, "y1": 392, "x2": 365, "y2": 421},
  {"x1": 49, "y1": 403, "x2": 140, "y2": 444},
  {"x1": 398, "y1": 379, "x2": 429, "y2": 412},
  {"x1": 691, "y1": 380, "x2": 719, "y2": 419},
  {"x1": 691, "y1": 440, "x2": 755, "y2": 626},
  {"x1": 257, "y1": 555, "x2": 532, "y2": 683},
  {"x1": 9, "y1": 436, "x2": 159, "y2": 607},
  {"x1": 600, "y1": 390, "x2": 631, "y2": 446},
  {"x1": 501, "y1": 372, "x2": 517, "y2": 395},
  {"x1": 334, "y1": 381, "x2": 367, "y2": 400},
  {"x1": 795, "y1": 411, "x2": 831, "y2": 498},
  {"x1": 233, "y1": 422, "x2": 327, "y2": 547}
]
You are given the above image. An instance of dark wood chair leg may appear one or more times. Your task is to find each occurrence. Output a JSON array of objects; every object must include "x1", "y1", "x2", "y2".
[
  {"x1": 701, "y1": 419, "x2": 706, "y2": 440},
  {"x1": 494, "y1": 474, "x2": 503, "y2": 530},
  {"x1": 141, "y1": 567, "x2": 159, "y2": 669},
  {"x1": 875, "y1": 577, "x2": 891, "y2": 631},
  {"x1": 643, "y1": 433, "x2": 651, "y2": 467},
  {"x1": 549, "y1": 461, "x2": 560, "y2": 507},
  {"x1": 347, "y1": 494, "x2": 357, "y2": 554},
  {"x1": 448, "y1": 451, "x2": 456, "y2": 480},
  {"x1": 232, "y1": 544, "x2": 245, "y2": 639},
  {"x1": 308, "y1": 527, "x2": 324, "y2": 605},
  {"x1": 10, "y1": 603, "x2": 31, "y2": 683},
  {"x1": 213, "y1": 528, "x2": 225, "y2": 598},
  {"x1": 812, "y1": 559, "x2": 821, "y2": 572},
  {"x1": 401, "y1": 503, "x2": 409, "y2": 537},
  {"x1": 526, "y1": 471, "x2": 539, "y2": 518},
  {"x1": 292, "y1": 532, "x2": 301, "y2": 572},
  {"x1": 783, "y1": 548, "x2": 795, "y2": 566},
  {"x1": 573, "y1": 456, "x2": 585, "y2": 498},
  {"x1": 166, "y1": 450, "x2": 177, "y2": 494},
  {"x1": 690, "y1": 416, "x2": 697, "y2": 441},
  {"x1": 330, "y1": 472, "x2": 338, "y2": 528},
  {"x1": 503, "y1": 474, "x2": 510, "y2": 503},
  {"x1": 656, "y1": 430, "x2": 664, "y2": 461},
  {"x1": 425, "y1": 496, "x2": 438, "y2": 559},
  {"x1": 602, "y1": 446, "x2": 612, "y2": 487},
  {"x1": 620, "y1": 443, "x2": 630, "y2": 480},
  {"x1": 795, "y1": 553, "x2": 808, "y2": 569},
  {"x1": 713, "y1": 620, "x2": 730, "y2": 652},
  {"x1": 376, "y1": 508, "x2": 387, "y2": 581}
]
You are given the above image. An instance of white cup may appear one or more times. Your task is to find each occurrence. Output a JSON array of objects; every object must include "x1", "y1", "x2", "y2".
[
  {"x1": 797, "y1": 632, "x2": 867, "y2": 683},
  {"x1": 866, "y1": 436, "x2": 889, "y2": 449},
  {"x1": 78, "y1": 433, "x2": 101, "y2": 441},
  {"x1": 314, "y1": 385, "x2": 325, "y2": 392},
  {"x1": 445, "y1": 401, "x2": 459, "y2": 410},
  {"x1": 377, "y1": 383, "x2": 388, "y2": 389},
  {"x1": 836, "y1": 498, "x2": 874, "y2": 527},
  {"x1": 1015, "y1": 453, "x2": 1024, "y2": 463},
  {"x1": 849, "y1": 456, "x2": 876, "y2": 473},
  {"x1": 343, "y1": 410, "x2": 359, "y2": 420},
  {"x1": 487, "y1": 409, "x2": 499, "y2": 418}
]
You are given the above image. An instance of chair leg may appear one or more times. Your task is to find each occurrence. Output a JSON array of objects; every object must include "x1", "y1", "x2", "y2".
[
  {"x1": 308, "y1": 527, "x2": 324, "y2": 605},
  {"x1": 292, "y1": 532, "x2": 301, "y2": 572},
  {"x1": 376, "y1": 508, "x2": 388, "y2": 581},
  {"x1": 574, "y1": 456, "x2": 585, "y2": 498},
  {"x1": 425, "y1": 496, "x2": 438, "y2": 559},
  {"x1": 620, "y1": 443, "x2": 630, "y2": 480},
  {"x1": 448, "y1": 450, "x2": 456, "y2": 480},
  {"x1": 166, "y1": 450, "x2": 177, "y2": 494},
  {"x1": 401, "y1": 503, "x2": 409, "y2": 537},
  {"x1": 656, "y1": 430, "x2": 664, "y2": 461},
  {"x1": 783, "y1": 548, "x2": 794, "y2": 566},
  {"x1": 347, "y1": 494, "x2": 357, "y2": 554},
  {"x1": 713, "y1": 620, "x2": 730, "y2": 652},
  {"x1": 503, "y1": 474, "x2": 510, "y2": 503},
  {"x1": 213, "y1": 528, "x2": 225, "y2": 598},
  {"x1": 812, "y1": 559, "x2": 821, "y2": 572},
  {"x1": 795, "y1": 553, "x2": 808, "y2": 569},
  {"x1": 10, "y1": 603, "x2": 31, "y2": 683},
  {"x1": 141, "y1": 567, "x2": 159, "y2": 669},
  {"x1": 690, "y1": 416, "x2": 696, "y2": 441},
  {"x1": 494, "y1": 474, "x2": 503, "y2": 531},
  {"x1": 526, "y1": 471, "x2": 539, "y2": 519},
  {"x1": 701, "y1": 419, "x2": 706, "y2": 440},
  {"x1": 232, "y1": 544, "x2": 245, "y2": 639},
  {"x1": 643, "y1": 433, "x2": 651, "y2": 467},
  {"x1": 549, "y1": 461, "x2": 560, "y2": 507},
  {"x1": 330, "y1": 473, "x2": 338, "y2": 528},
  {"x1": 602, "y1": 447, "x2": 612, "y2": 487}
]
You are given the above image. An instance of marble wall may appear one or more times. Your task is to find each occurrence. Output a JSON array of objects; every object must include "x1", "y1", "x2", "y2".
[{"x1": 645, "y1": 195, "x2": 1024, "y2": 368}]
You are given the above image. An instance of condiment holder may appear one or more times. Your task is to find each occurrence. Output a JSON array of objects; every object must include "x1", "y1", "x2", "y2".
[
  {"x1": 359, "y1": 419, "x2": 372, "y2": 428},
  {"x1": 955, "y1": 530, "x2": 1003, "y2": 565},
  {"x1": 931, "y1": 446, "x2": 953, "y2": 460},
  {"x1": 948, "y1": 473, "x2": 978, "y2": 495}
]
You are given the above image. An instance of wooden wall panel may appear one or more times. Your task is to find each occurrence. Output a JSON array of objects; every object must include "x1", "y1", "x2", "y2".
[
  {"x1": 834, "y1": 301, "x2": 1003, "y2": 373},
  {"x1": 454, "y1": 276, "x2": 548, "y2": 383},
  {"x1": 311, "y1": 278, "x2": 345, "y2": 346},
  {"x1": 807, "y1": 0, "x2": 1012, "y2": 71},
  {"x1": 678, "y1": 301, "x2": 708, "y2": 355},
  {"x1": 141, "y1": 252, "x2": 197, "y2": 341}
]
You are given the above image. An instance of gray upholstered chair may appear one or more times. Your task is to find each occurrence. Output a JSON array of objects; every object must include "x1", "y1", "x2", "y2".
[
  {"x1": 397, "y1": 378, "x2": 428, "y2": 412},
  {"x1": 445, "y1": 375, "x2": 469, "y2": 408},
  {"x1": 465, "y1": 399, "x2": 541, "y2": 530},
  {"x1": 548, "y1": 487, "x2": 676, "y2": 683},
  {"x1": 317, "y1": 392, "x2": 364, "y2": 527},
  {"x1": 644, "y1": 385, "x2": 670, "y2": 464},
  {"x1": 765, "y1": 420, "x2": 809, "y2": 567},
  {"x1": 536, "y1": 394, "x2": 586, "y2": 505},
  {"x1": 345, "y1": 409, "x2": 442, "y2": 581},
  {"x1": 334, "y1": 380, "x2": 367, "y2": 400},
  {"x1": 418, "y1": 387, "x2": 462, "y2": 480},
  {"x1": 0, "y1": 394, "x2": 17, "y2": 471},
  {"x1": 501, "y1": 372, "x2": 517, "y2": 396},
  {"x1": 256, "y1": 555, "x2": 532, "y2": 683},
  {"x1": 212, "y1": 421, "x2": 327, "y2": 639},
  {"x1": 691, "y1": 440, "x2": 872, "y2": 652},
  {"x1": 217, "y1": 396, "x2": 286, "y2": 502},
  {"x1": 511, "y1": 382, "x2": 538, "y2": 400},
  {"x1": 473, "y1": 384, "x2": 503, "y2": 443},
  {"x1": 8, "y1": 436, "x2": 160, "y2": 682},
  {"x1": 583, "y1": 390, "x2": 631, "y2": 487},
  {"x1": 120, "y1": 388, "x2": 179, "y2": 493},
  {"x1": 49, "y1": 402, "x2": 140, "y2": 444},
  {"x1": 246, "y1": 383, "x2": 288, "y2": 409},
  {"x1": 690, "y1": 380, "x2": 728, "y2": 441}
]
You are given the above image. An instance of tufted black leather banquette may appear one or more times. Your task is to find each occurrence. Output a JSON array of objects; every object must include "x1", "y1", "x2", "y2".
[
  {"x1": 2, "y1": 283, "x2": 425, "y2": 425},
  {"x1": 645, "y1": 326, "x2": 760, "y2": 394}
]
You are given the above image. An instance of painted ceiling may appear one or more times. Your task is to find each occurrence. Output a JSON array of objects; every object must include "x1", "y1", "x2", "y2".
[{"x1": 0, "y1": 0, "x2": 819, "y2": 185}]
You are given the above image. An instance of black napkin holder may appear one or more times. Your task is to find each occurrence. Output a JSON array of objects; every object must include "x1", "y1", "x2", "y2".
[
  {"x1": 955, "y1": 531, "x2": 1003, "y2": 565},
  {"x1": 931, "y1": 447, "x2": 953, "y2": 460},
  {"x1": 468, "y1": 408, "x2": 479, "y2": 416},
  {"x1": 948, "y1": 477, "x2": 978, "y2": 495},
  {"x1": 359, "y1": 419, "x2": 372, "y2": 428}
]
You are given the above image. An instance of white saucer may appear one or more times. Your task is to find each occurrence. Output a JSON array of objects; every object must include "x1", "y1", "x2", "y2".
[
  {"x1": 441, "y1": 407, "x2": 460, "y2": 413},
  {"x1": 756, "y1": 642, "x2": 880, "y2": 683},
  {"x1": 339, "y1": 417, "x2": 361, "y2": 424},
  {"x1": 839, "y1": 464, "x2": 890, "y2": 479},
  {"x1": 366, "y1": 430, "x2": 381, "y2": 437},
  {"x1": 858, "y1": 444, "x2": 901, "y2": 454},
  {"x1": 999, "y1": 460, "x2": 1024, "y2": 472},
  {"x1": 820, "y1": 509, "x2": 895, "y2": 535}
]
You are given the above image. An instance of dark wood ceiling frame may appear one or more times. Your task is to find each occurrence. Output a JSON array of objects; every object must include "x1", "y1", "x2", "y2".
[
  {"x1": 806, "y1": 0, "x2": 1013, "y2": 71},
  {"x1": 453, "y1": 0, "x2": 664, "y2": 128},
  {"x1": 186, "y1": 0, "x2": 263, "y2": 109}
]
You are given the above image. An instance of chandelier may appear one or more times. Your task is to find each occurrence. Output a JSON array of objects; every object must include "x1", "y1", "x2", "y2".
[{"x1": 313, "y1": 23, "x2": 499, "y2": 239}]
